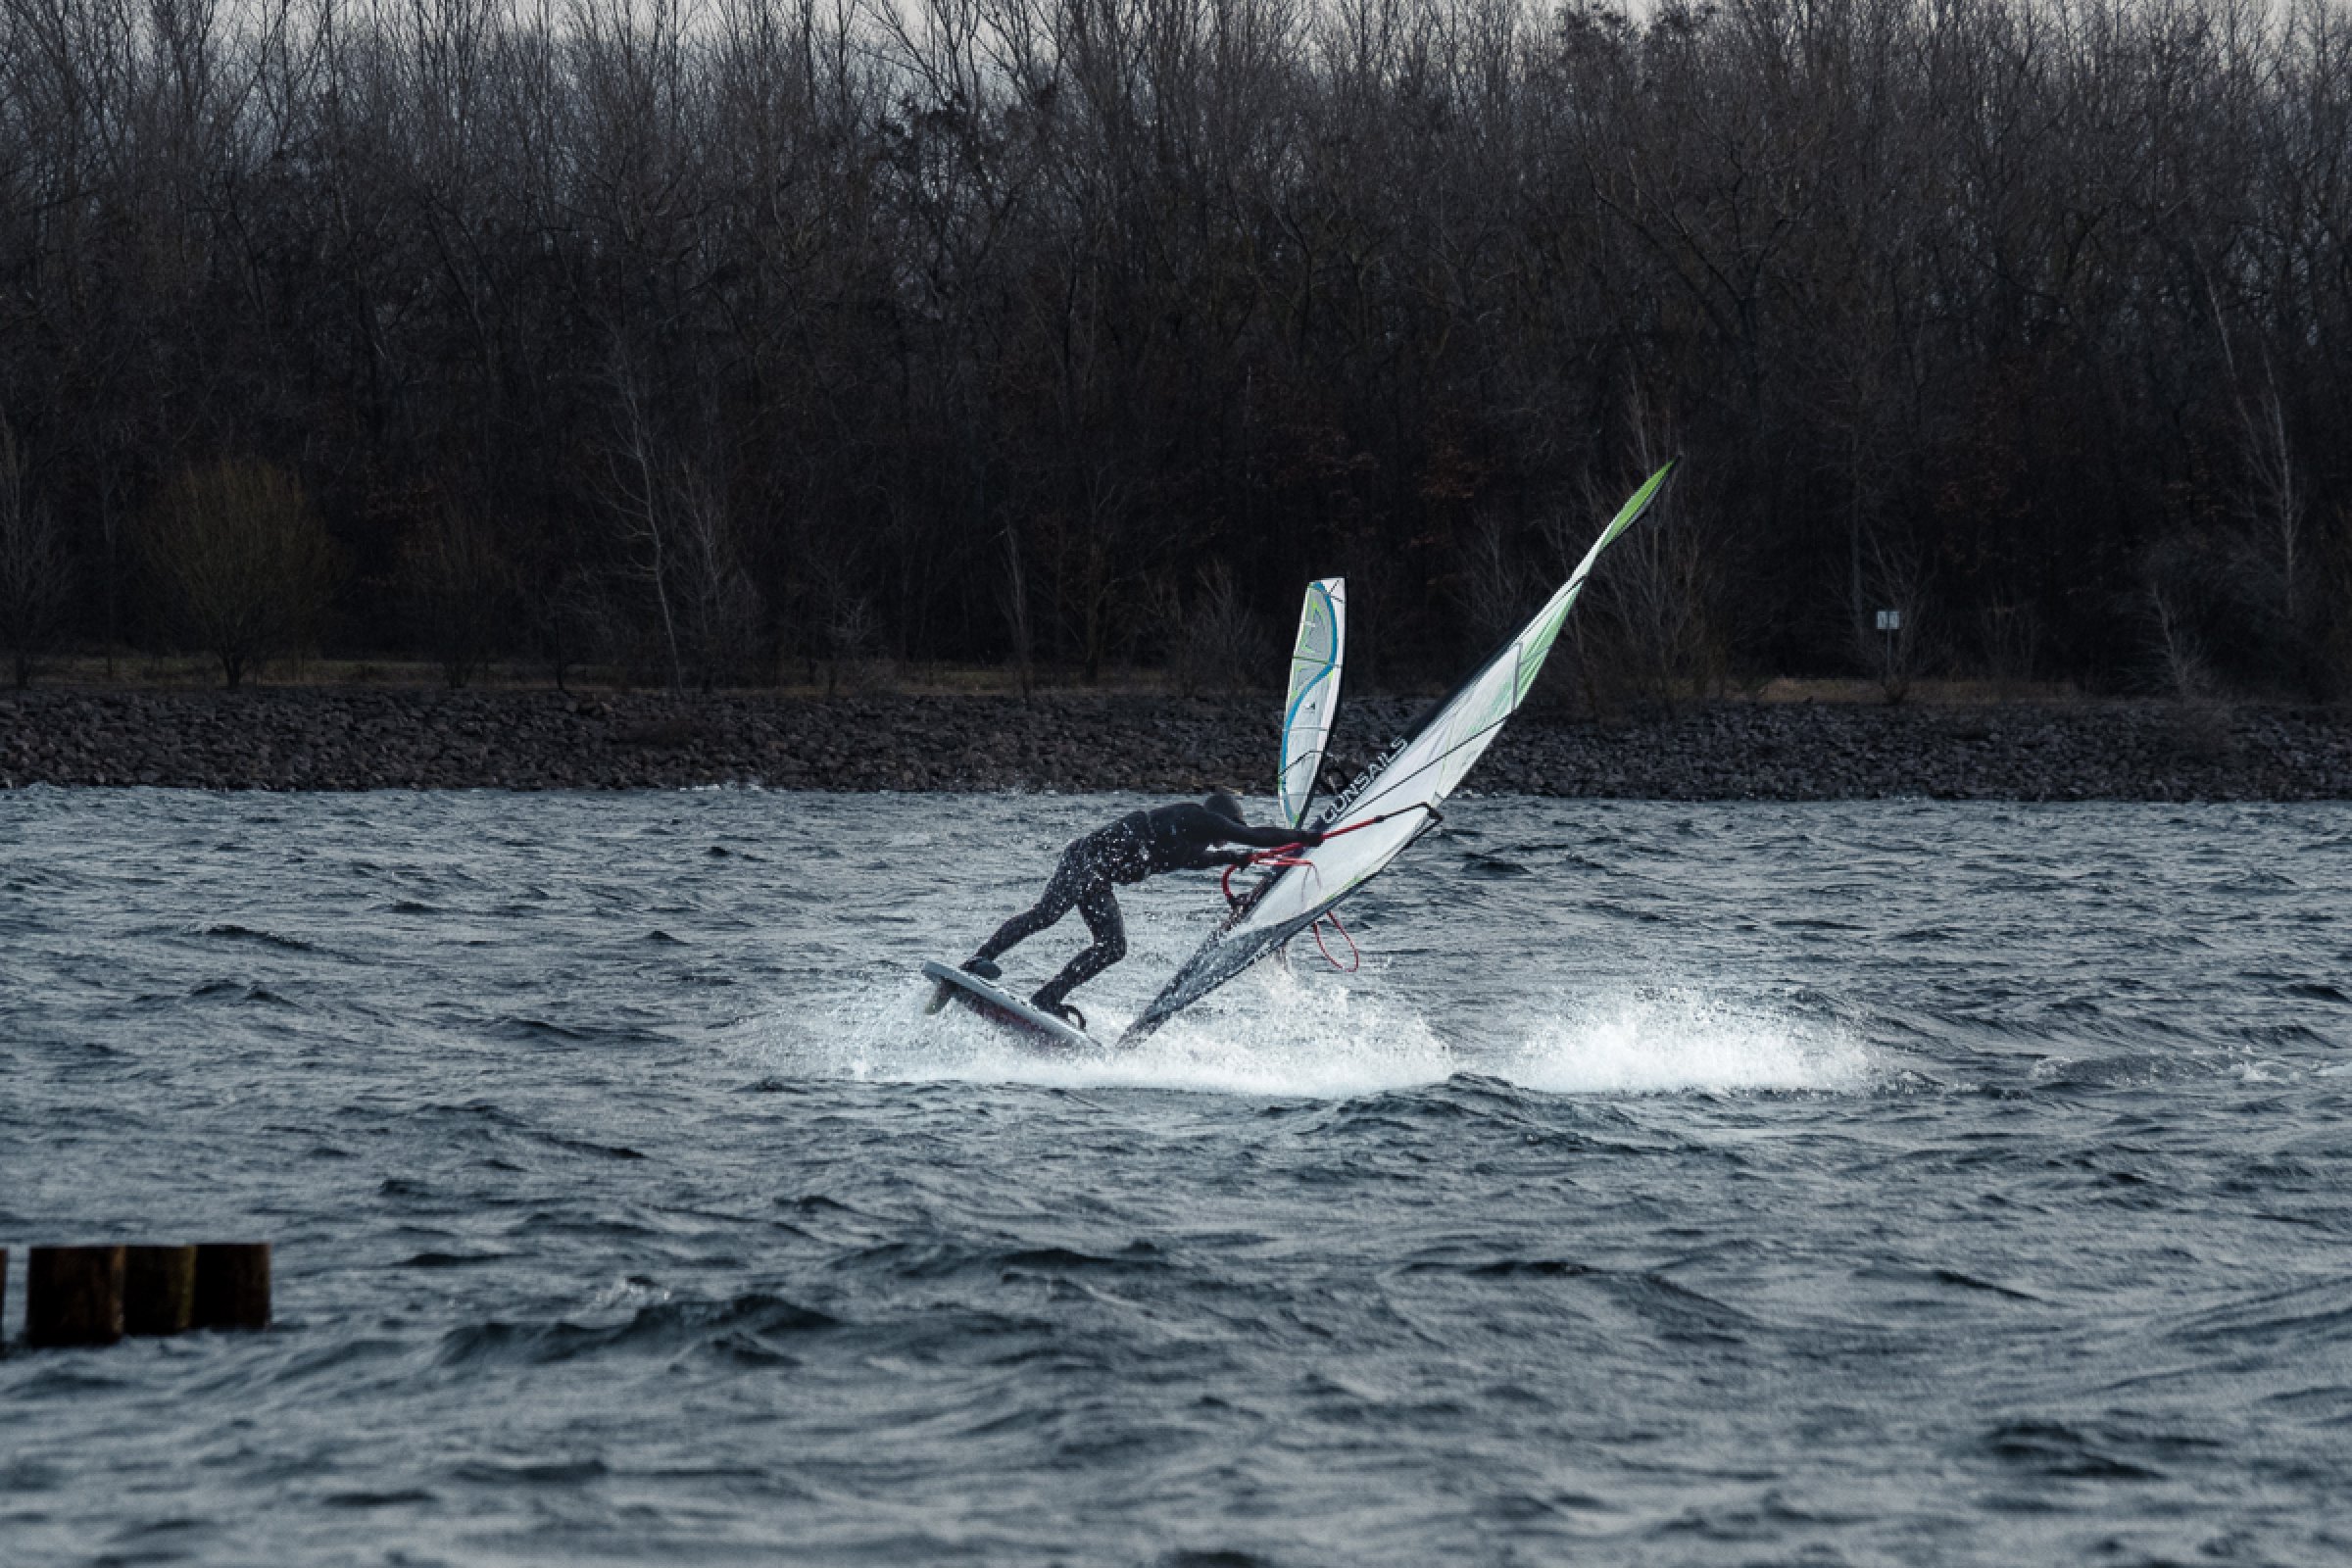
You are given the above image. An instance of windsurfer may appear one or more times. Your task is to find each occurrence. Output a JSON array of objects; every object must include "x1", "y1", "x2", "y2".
[{"x1": 964, "y1": 792, "x2": 1322, "y2": 1024}]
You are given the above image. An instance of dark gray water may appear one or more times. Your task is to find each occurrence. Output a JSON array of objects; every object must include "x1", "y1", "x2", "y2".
[{"x1": 3, "y1": 788, "x2": 2349, "y2": 1566}]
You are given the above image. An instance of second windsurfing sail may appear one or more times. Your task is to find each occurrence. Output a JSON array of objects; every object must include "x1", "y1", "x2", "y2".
[
  {"x1": 1279, "y1": 578, "x2": 1346, "y2": 828},
  {"x1": 1120, "y1": 459, "x2": 1679, "y2": 1044}
]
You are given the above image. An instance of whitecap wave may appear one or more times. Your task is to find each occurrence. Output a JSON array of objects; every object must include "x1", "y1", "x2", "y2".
[{"x1": 1498, "y1": 988, "x2": 1878, "y2": 1095}]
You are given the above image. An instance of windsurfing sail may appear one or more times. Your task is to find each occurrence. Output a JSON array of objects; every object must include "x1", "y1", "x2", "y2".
[
  {"x1": 1120, "y1": 459, "x2": 1679, "y2": 1044},
  {"x1": 1278, "y1": 578, "x2": 1347, "y2": 828}
]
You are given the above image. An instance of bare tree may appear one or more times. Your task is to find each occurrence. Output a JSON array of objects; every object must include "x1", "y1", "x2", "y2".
[
  {"x1": 0, "y1": 418, "x2": 74, "y2": 686},
  {"x1": 2210, "y1": 280, "x2": 2314, "y2": 684},
  {"x1": 1851, "y1": 528, "x2": 1929, "y2": 706},
  {"x1": 1558, "y1": 411, "x2": 1722, "y2": 710},
  {"x1": 999, "y1": 517, "x2": 1035, "y2": 698},
  {"x1": 398, "y1": 504, "x2": 515, "y2": 689},
  {"x1": 1172, "y1": 561, "x2": 1273, "y2": 697},
  {"x1": 670, "y1": 472, "x2": 765, "y2": 690},
  {"x1": 1454, "y1": 510, "x2": 1535, "y2": 651},
  {"x1": 1980, "y1": 600, "x2": 2041, "y2": 699},
  {"x1": 2147, "y1": 583, "x2": 2214, "y2": 704},
  {"x1": 533, "y1": 565, "x2": 623, "y2": 693},
  {"x1": 604, "y1": 363, "x2": 686, "y2": 689},
  {"x1": 817, "y1": 579, "x2": 879, "y2": 699},
  {"x1": 142, "y1": 460, "x2": 340, "y2": 688}
]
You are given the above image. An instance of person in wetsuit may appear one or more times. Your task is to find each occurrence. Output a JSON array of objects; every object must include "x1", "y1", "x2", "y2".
[{"x1": 964, "y1": 791, "x2": 1323, "y2": 1024}]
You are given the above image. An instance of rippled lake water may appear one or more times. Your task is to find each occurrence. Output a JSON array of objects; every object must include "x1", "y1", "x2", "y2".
[{"x1": 3, "y1": 788, "x2": 2349, "y2": 1566}]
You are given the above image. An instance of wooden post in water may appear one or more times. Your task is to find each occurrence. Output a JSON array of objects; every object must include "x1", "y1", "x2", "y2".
[
  {"x1": 191, "y1": 1243, "x2": 270, "y2": 1331},
  {"x1": 25, "y1": 1246, "x2": 125, "y2": 1348},
  {"x1": 124, "y1": 1246, "x2": 199, "y2": 1336}
]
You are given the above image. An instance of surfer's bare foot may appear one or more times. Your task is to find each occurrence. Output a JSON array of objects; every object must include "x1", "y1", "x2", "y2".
[
  {"x1": 1033, "y1": 995, "x2": 1085, "y2": 1030},
  {"x1": 962, "y1": 956, "x2": 1002, "y2": 981}
]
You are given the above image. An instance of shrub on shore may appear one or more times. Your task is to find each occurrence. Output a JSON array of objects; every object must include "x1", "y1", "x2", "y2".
[{"x1": 142, "y1": 462, "x2": 341, "y2": 690}]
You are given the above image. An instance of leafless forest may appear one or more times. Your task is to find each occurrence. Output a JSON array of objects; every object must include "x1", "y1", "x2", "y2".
[{"x1": 1, "y1": 0, "x2": 2348, "y2": 696}]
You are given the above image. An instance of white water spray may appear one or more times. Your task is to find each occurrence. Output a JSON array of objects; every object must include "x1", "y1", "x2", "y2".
[{"x1": 759, "y1": 967, "x2": 1877, "y2": 1101}]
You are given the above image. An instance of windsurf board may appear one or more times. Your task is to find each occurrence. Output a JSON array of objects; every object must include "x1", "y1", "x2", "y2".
[{"x1": 920, "y1": 960, "x2": 1097, "y2": 1052}]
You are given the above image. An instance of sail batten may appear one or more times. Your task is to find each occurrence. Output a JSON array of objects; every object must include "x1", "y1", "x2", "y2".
[{"x1": 1121, "y1": 461, "x2": 1678, "y2": 1044}]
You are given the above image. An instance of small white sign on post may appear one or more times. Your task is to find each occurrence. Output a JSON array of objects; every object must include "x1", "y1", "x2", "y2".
[{"x1": 1876, "y1": 609, "x2": 1903, "y2": 632}]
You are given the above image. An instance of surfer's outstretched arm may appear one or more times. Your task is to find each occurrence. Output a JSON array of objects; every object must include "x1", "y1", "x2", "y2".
[
  {"x1": 1146, "y1": 800, "x2": 1323, "y2": 871},
  {"x1": 1221, "y1": 821, "x2": 1323, "y2": 850}
]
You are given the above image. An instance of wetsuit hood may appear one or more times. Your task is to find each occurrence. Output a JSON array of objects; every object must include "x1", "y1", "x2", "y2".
[{"x1": 1201, "y1": 790, "x2": 1245, "y2": 825}]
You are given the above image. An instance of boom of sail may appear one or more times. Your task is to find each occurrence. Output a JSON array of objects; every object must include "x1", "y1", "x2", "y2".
[
  {"x1": 1278, "y1": 578, "x2": 1347, "y2": 829},
  {"x1": 1120, "y1": 460, "x2": 1679, "y2": 1044}
]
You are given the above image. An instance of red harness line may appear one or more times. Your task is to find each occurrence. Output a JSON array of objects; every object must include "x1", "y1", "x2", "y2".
[
  {"x1": 1310, "y1": 907, "x2": 1361, "y2": 972},
  {"x1": 1214, "y1": 811, "x2": 1400, "y2": 973}
]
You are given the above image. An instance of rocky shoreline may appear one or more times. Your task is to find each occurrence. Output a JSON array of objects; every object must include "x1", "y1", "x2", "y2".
[{"x1": 4, "y1": 686, "x2": 2351, "y2": 800}]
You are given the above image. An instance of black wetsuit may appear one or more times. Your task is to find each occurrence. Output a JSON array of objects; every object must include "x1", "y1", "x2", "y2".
[{"x1": 975, "y1": 804, "x2": 1308, "y2": 1011}]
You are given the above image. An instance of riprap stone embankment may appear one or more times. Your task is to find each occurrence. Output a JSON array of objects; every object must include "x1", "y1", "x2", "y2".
[{"x1": 4, "y1": 687, "x2": 2348, "y2": 799}]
